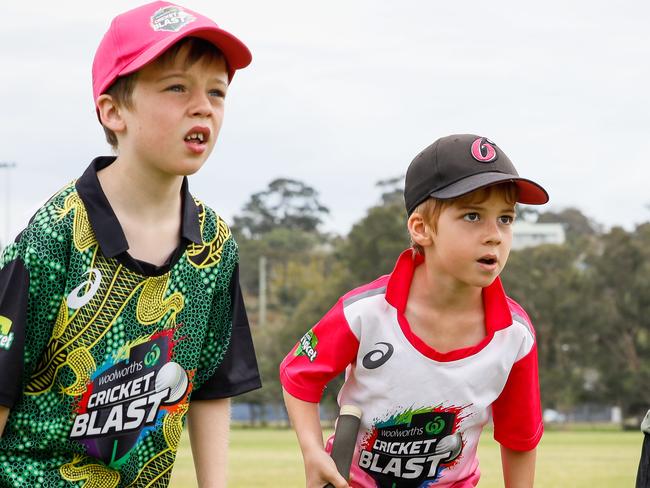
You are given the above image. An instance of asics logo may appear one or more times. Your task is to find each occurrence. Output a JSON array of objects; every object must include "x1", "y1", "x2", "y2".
[
  {"x1": 67, "y1": 269, "x2": 102, "y2": 310},
  {"x1": 362, "y1": 342, "x2": 394, "y2": 369}
]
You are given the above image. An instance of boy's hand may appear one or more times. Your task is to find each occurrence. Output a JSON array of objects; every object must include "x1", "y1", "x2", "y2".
[
  {"x1": 304, "y1": 447, "x2": 350, "y2": 488},
  {"x1": 0, "y1": 406, "x2": 9, "y2": 438}
]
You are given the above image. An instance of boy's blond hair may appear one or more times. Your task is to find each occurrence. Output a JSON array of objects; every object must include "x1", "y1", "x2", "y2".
[{"x1": 410, "y1": 182, "x2": 518, "y2": 255}]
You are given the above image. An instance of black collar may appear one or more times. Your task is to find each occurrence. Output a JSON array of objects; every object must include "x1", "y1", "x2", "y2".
[{"x1": 75, "y1": 156, "x2": 202, "y2": 259}]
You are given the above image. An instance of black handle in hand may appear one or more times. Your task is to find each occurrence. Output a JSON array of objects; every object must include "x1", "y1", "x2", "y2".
[{"x1": 324, "y1": 405, "x2": 362, "y2": 488}]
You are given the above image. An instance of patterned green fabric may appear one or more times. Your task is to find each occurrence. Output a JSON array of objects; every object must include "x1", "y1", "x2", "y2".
[{"x1": 0, "y1": 181, "x2": 237, "y2": 487}]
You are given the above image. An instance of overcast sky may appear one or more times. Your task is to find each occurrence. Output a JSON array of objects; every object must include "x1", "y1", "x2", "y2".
[{"x1": 1, "y1": 1, "x2": 649, "y2": 243}]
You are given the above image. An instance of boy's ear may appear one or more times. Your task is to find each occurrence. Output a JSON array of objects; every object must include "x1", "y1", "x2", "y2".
[
  {"x1": 96, "y1": 94, "x2": 126, "y2": 134},
  {"x1": 408, "y1": 212, "x2": 433, "y2": 247}
]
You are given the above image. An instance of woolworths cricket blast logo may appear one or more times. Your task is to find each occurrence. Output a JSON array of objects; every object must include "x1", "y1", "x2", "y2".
[
  {"x1": 358, "y1": 405, "x2": 468, "y2": 487},
  {"x1": 0, "y1": 315, "x2": 14, "y2": 350},
  {"x1": 295, "y1": 330, "x2": 318, "y2": 362},
  {"x1": 69, "y1": 330, "x2": 189, "y2": 468},
  {"x1": 150, "y1": 5, "x2": 196, "y2": 32}
]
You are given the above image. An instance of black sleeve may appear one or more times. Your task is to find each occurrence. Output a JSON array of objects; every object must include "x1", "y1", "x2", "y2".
[
  {"x1": 638, "y1": 432, "x2": 650, "y2": 488},
  {"x1": 192, "y1": 264, "x2": 261, "y2": 400},
  {"x1": 0, "y1": 258, "x2": 29, "y2": 408}
]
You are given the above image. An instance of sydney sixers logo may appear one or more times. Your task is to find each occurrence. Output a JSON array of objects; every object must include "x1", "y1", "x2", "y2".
[{"x1": 470, "y1": 137, "x2": 498, "y2": 163}]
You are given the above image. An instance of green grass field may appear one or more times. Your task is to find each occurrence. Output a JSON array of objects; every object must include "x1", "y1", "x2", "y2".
[{"x1": 168, "y1": 427, "x2": 640, "y2": 487}]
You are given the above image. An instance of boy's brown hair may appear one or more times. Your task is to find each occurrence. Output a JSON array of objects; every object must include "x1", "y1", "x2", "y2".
[
  {"x1": 410, "y1": 182, "x2": 518, "y2": 255},
  {"x1": 102, "y1": 37, "x2": 225, "y2": 149}
]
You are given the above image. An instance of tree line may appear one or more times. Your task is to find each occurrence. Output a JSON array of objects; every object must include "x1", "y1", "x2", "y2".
[{"x1": 232, "y1": 178, "x2": 650, "y2": 424}]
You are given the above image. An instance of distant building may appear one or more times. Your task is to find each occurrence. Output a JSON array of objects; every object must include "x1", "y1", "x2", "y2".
[{"x1": 512, "y1": 221, "x2": 566, "y2": 250}]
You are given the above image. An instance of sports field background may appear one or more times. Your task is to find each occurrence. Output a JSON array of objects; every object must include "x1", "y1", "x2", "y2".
[{"x1": 169, "y1": 427, "x2": 639, "y2": 487}]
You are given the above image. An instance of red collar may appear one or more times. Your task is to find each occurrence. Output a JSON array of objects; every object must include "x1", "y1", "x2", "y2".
[{"x1": 385, "y1": 249, "x2": 513, "y2": 361}]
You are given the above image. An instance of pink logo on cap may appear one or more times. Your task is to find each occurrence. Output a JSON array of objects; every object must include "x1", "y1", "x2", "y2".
[
  {"x1": 470, "y1": 137, "x2": 498, "y2": 163},
  {"x1": 150, "y1": 5, "x2": 196, "y2": 32}
]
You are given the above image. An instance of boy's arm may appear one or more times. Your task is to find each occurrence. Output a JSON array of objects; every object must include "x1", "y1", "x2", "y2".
[
  {"x1": 283, "y1": 389, "x2": 349, "y2": 488},
  {"x1": 501, "y1": 445, "x2": 536, "y2": 488},
  {"x1": 187, "y1": 398, "x2": 231, "y2": 488},
  {"x1": 0, "y1": 406, "x2": 8, "y2": 437},
  {"x1": 280, "y1": 294, "x2": 362, "y2": 487}
]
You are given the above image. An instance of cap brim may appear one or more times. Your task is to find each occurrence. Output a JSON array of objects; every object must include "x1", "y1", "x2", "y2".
[
  {"x1": 98, "y1": 24, "x2": 251, "y2": 99},
  {"x1": 430, "y1": 172, "x2": 549, "y2": 204},
  {"x1": 124, "y1": 25, "x2": 250, "y2": 75}
]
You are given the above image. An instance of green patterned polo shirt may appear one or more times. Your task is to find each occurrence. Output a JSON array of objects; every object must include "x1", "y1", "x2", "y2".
[{"x1": 0, "y1": 157, "x2": 261, "y2": 487}]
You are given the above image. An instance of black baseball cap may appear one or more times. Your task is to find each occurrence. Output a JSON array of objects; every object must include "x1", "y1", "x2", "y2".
[{"x1": 404, "y1": 134, "x2": 549, "y2": 215}]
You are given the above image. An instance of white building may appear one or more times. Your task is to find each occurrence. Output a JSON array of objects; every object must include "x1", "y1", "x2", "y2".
[{"x1": 512, "y1": 221, "x2": 566, "y2": 250}]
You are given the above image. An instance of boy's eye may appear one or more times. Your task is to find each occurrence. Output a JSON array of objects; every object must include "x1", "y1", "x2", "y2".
[
  {"x1": 209, "y1": 89, "x2": 226, "y2": 99},
  {"x1": 166, "y1": 84, "x2": 186, "y2": 93},
  {"x1": 463, "y1": 213, "x2": 480, "y2": 222},
  {"x1": 499, "y1": 215, "x2": 515, "y2": 225}
]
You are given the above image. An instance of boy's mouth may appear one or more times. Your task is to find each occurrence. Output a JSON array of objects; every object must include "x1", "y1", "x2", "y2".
[
  {"x1": 477, "y1": 255, "x2": 497, "y2": 265},
  {"x1": 184, "y1": 127, "x2": 210, "y2": 145},
  {"x1": 185, "y1": 133, "x2": 205, "y2": 143},
  {"x1": 183, "y1": 126, "x2": 211, "y2": 155}
]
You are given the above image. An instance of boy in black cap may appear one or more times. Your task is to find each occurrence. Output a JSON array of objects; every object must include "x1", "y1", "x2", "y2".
[{"x1": 280, "y1": 134, "x2": 548, "y2": 488}]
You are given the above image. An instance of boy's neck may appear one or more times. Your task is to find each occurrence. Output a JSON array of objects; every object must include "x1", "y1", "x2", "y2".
[
  {"x1": 405, "y1": 258, "x2": 486, "y2": 354},
  {"x1": 97, "y1": 156, "x2": 184, "y2": 218},
  {"x1": 410, "y1": 259, "x2": 483, "y2": 314},
  {"x1": 96, "y1": 156, "x2": 184, "y2": 267}
]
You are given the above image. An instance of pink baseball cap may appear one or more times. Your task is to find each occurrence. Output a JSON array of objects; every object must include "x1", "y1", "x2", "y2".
[{"x1": 92, "y1": 1, "x2": 251, "y2": 104}]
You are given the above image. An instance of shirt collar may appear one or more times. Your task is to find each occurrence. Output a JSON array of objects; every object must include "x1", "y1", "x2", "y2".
[
  {"x1": 75, "y1": 156, "x2": 202, "y2": 258},
  {"x1": 385, "y1": 249, "x2": 513, "y2": 332}
]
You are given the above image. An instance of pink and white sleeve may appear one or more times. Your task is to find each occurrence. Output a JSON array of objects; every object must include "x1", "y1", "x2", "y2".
[
  {"x1": 279, "y1": 298, "x2": 360, "y2": 403},
  {"x1": 492, "y1": 306, "x2": 544, "y2": 451}
]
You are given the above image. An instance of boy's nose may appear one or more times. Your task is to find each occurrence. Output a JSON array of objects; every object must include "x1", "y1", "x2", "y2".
[
  {"x1": 189, "y1": 93, "x2": 213, "y2": 117},
  {"x1": 483, "y1": 221, "x2": 502, "y2": 245}
]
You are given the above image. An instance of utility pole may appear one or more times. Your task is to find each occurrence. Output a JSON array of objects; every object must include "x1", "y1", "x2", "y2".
[
  {"x1": 258, "y1": 255, "x2": 267, "y2": 327},
  {"x1": 0, "y1": 162, "x2": 16, "y2": 246}
]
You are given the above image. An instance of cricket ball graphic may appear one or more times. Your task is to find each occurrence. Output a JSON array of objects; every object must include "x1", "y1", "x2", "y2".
[
  {"x1": 155, "y1": 361, "x2": 189, "y2": 404},
  {"x1": 435, "y1": 432, "x2": 463, "y2": 461}
]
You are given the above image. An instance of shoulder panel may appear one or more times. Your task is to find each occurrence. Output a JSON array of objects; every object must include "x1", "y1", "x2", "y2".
[
  {"x1": 341, "y1": 275, "x2": 390, "y2": 310},
  {"x1": 343, "y1": 286, "x2": 387, "y2": 308}
]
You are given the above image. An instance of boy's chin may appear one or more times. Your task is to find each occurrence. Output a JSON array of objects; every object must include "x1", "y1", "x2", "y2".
[
  {"x1": 176, "y1": 167, "x2": 202, "y2": 177},
  {"x1": 469, "y1": 273, "x2": 501, "y2": 289},
  {"x1": 164, "y1": 161, "x2": 206, "y2": 177},
  {"x1": 481, "y1": 276, "x2": 499, "y2": 288}
]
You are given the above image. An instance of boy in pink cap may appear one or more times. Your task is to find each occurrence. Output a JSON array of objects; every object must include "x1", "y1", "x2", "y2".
[{"x1": 0, "y1": 2, "x2": 260, "y2": 487}]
